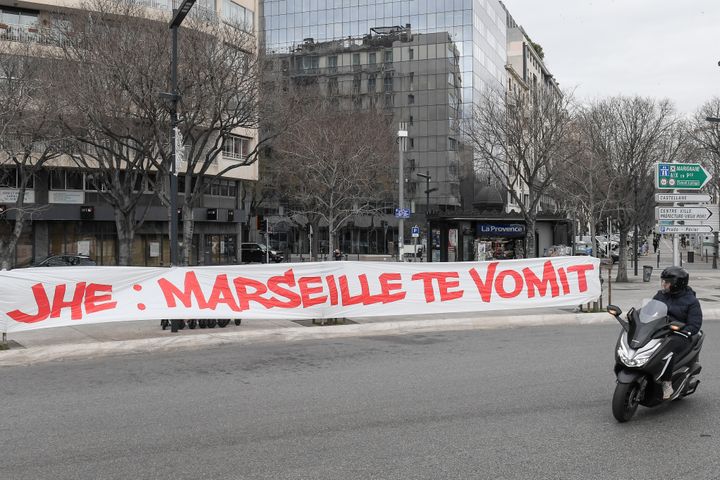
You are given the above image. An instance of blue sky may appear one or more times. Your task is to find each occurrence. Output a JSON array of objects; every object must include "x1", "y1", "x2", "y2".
[{"x1": 502, "y1": 0, "x2": 720, "y2": 115}]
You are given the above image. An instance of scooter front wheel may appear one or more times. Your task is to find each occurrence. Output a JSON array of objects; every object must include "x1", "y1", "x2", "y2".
[{"x1": 612, "y1": 381, "x2": 641, "y2": 422}]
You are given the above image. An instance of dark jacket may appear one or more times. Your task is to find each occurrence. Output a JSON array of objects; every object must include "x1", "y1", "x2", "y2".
[{"x1": 652, "y1": 287, "x2": 703, "y2": 335}]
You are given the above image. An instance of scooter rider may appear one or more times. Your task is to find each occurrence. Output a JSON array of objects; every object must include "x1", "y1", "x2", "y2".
[{"x1": 652, "y1": 266, "x2": 703, "y2": 399}]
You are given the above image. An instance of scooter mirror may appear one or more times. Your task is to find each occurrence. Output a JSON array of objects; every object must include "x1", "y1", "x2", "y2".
[{"x1": 607, "y1": 305, "x2": 622, "y2": 316}]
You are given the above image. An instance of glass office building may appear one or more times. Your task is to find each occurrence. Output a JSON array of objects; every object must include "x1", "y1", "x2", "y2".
[{"x1": 261, "y1": 0, "x2": 507, "y2": 209}]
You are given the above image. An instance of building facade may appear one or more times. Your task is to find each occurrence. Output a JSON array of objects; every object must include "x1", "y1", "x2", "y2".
[
  {"x1": 261, "y1": 0, "x2": 508, "y2": 210},
  {"x1": 0, "y1": 0, "x2": 260, "y2": 268}
]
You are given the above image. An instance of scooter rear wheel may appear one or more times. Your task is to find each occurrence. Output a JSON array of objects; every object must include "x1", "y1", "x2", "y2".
[{"x1": 612, "y1": 382, "x2": 641, "y2": 422}]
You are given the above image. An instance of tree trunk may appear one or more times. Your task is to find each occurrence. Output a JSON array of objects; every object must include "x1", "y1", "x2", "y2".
[
  {"x1": 0, "y1": 215, "x2": 26, "y2": 270},
  {"x1": 114, "y1": 208, "x2": 136, "y2": 266},
  {"x1": 524, "y1": 218, "x2": 537, "y2": 258},
  {"x1": 615, "y1": 229, "x2": 630, "y2": 282},
  {"x1": 182, "y1": 204, "x2": 194, "y2": 266},
  {"x1": 327, "y1": 215, "x2": 335, "y2": 261}
]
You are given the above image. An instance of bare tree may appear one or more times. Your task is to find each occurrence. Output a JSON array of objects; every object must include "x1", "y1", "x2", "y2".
[
  {"x1": 57, "y1": 0, "x2": 165, "y2": 265},
  {"x1": 266, "y1": 96, "x2": 396, "y2": 259},
  {"x1": 463, "y1": 86, "x2": 577, "y2": 257},
  {"x1": 150, "y1": 13, "x2": 264, "y2": 265},
  {"x1": 550, "y1": 124, "x2": 616, "y2": 261},
  {"x1": 688, "y1": 97, "x2": 720, "y2": 200},
  {"x1": 0, "y1": 41, "x2": 63, "y2": 269},
  {"x1": 56, "y1": 0, "x2": 264, "y2": 266},
  {"x1": 580, "y1": 96, "x2": 681, "y2": 281},
  {"x1": 686, "y1": 100, "x2": 720, "y2": 262}
]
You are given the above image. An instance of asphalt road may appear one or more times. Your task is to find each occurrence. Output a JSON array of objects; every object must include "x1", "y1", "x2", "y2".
[{"x1": 2, "y1": 322, "x2": 719, "y2": 480}]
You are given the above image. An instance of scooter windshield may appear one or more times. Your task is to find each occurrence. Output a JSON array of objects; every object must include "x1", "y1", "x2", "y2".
[
  {"x1": 639, "y1": 299, "x2": 668, "y2": 323},
  {"x1": 630, "y1": 299, "x2": 669, "y2": 348}
]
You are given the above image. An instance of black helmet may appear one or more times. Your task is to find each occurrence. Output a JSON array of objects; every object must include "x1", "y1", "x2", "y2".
[{"x1": 660, "y1": 266, "x2": 689, "y2": 293}]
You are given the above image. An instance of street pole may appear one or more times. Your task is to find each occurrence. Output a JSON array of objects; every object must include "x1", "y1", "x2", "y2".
[
  {"x1": 163, "y1": 0, "x2": 197, "y2": 333},
  {"x1": 417, "y1": 170, "x2": 437, "y2": 263},
  {"x1": 633, "y1": 177, "x2": 638, "y2": 276},
  {"x1": 170, "y1": 24, "x2": 179, "y2": 269},
  {"x1": 397, "y1": 123, "x2": 407, "y2": 261}
]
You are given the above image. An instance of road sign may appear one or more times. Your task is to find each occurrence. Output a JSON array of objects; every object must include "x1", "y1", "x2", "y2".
[
  {"x1": 394, "y1": 208, "x2": 410, "y2": 219},
  {"x1": 655, "y1": 193, "x2": 712, "y2": 203},
  {"x1": 411, "y1": 225, "x2": 420, "y2": 238},
  {"x1": 659, "y1": 225, "x2": 715, "y2": 234},
  {"x1": 655, "y1": 163, "x2": 711, "y2": 190},
  {"x1": 655, "y1": 206, "x2": 714, "y2": 221}
]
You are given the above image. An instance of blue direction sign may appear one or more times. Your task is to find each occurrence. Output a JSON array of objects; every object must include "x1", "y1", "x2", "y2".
[
  {"x1": 655, "y1": 163, "x2": 711, "y2": 190},
  {"x1": 394, "y1": 208, "x2": 411, "y2": 219}
]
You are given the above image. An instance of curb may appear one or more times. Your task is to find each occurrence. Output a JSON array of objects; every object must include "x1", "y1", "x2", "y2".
[
  {"x1": 0, "y1": 311, "x2": 613, "y2": 367},
  {"x1": 2, "y1": 309, "x2": 718, "y2": 367}
]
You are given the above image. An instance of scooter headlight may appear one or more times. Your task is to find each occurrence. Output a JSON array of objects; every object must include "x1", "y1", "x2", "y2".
[{"x1": 617, "y1": 336, "x2": 662, "y2": 367}]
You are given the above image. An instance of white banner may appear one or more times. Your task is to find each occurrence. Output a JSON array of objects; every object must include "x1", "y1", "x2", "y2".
[{"x1": 0, "y1": 257, "x2": 601, "y2": 333}]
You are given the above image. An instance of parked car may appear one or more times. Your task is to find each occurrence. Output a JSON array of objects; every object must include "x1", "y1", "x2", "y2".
[
  {"x1": 574, "y1": 242, "x2": 593, "y2": 256},
  {"x1": 34, "y1": 255, "x2": 97, "y2": 267},
  {"x1": 240, "y1": 243, "x2": 283, "y2": 263}
]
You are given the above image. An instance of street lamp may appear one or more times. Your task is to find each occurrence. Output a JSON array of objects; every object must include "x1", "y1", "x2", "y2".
[
  {"x1": 704, "y1": 116, "x2": 720, "y2": 269},
  {"x1": 161, "y1": 0, "x2": 196, "y2": 332},
  {"x1": 397, "y1": 123, "x2": 408, "y2": 261},
  {"x1": 416, "y1": 171, "x2": 437, "y2": 262}
]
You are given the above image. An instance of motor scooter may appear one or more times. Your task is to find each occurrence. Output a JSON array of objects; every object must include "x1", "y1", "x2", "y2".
[{"x1": 607, "y1": 299, "x2": 703, "y2": 422}]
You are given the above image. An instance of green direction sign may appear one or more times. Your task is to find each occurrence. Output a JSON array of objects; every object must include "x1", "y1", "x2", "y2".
[{"x1": 656, "y1": 163, "x2": 711, "y2": 190}]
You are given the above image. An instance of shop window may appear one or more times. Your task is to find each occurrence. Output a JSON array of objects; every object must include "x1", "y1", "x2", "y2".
[{"x1": 49, "y1": 170, "x2": 65, "y2": 190}]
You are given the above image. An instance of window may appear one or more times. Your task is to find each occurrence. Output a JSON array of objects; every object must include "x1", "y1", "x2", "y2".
[
  {"x1": 328, "y1": 77, "x2": 338, "y2": 95},
  {"x1": 409, "y1": 48, "x2": 414, "y2": 60},
  {"x1": 0, "y1": 7, "x2": 38, "y2": 27},
  {"x1": 209, "y1": 178, "x2": 237, "y2": 197},
  {"x1": 408, "y1": 94, "x2": 415, "y2": 104},
  {"x1": 50, "y1": 170, "x2": 84, "y2": 190},
  {"x1": 222, "y1": 0, "x2": 254, "y2": 31},
  {"x1": 384, "y1": 49, "x2": 393, "y2": 63},
  {"x1": 50, "y1": 170, "x2": 66, "y2": 190},
  {"x1": 409, "y1": 72, "x2": 414, "y2": 90},
  {"x1": 223, "y1": 135, "x2": 250, "y2": 159},
  {"x1": 368, "y1": 52, "x2": 376, "y2": 65},
  {"x1": 352, "y1": 74, "x2": 361, "y2": 94},
  {"x1": 67, "y1": 171, "x2": 84, "y2": 190},
  {"x1": 384, "y1": 73, "x2": 393, "y2": 92},
  {"x1": 0, "y1": 167, "x2": 16, "y2": 188},
  {"x1": 302, "y1": 56, "x2": 319, "y2": 72},
  {"x1": 409, "y1": 138, "x2": 415, "y2": 149},
  {"x1": 328, "y1": 55, "x2": 337, "y2": 73},
  {"x1": 352, "y1": 53, "x2": 361, "y2": 71},
  {"x1": 367, "y1": 74, "x2": 376, "y2": 93}
]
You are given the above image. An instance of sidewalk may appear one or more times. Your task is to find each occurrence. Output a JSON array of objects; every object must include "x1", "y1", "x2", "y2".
[{"x1": 2, "y1": 240, "x2": 719, "y2": 366}]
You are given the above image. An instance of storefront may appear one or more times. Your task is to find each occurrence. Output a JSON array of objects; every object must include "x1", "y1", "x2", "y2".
[{"x1": 428, "y1": 211, "x2": 572, "y2": 262}]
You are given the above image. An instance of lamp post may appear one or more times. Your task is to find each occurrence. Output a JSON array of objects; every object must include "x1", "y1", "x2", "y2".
[
  {"x1": 417, "y1": 171, "x2": 437, "y2": 262},
  {"x1": 397, "y1": 123, "x2": 408, "y2": 261},
  {"x1": 704, "y1": 116, "x2": 720, "y2": 269},
  {"x1": 161, "y1": 0, "x2": 196, "y2": 332}
]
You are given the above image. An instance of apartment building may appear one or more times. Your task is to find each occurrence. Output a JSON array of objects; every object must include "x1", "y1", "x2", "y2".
[{"x1": 0, "y1": 0, "x2": 260, "y2": 268}]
